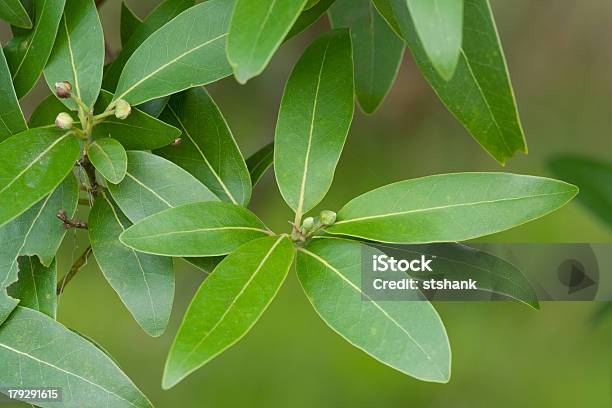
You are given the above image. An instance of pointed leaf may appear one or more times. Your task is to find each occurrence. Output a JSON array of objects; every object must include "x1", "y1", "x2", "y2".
[
  {"x1": 329, "y1": 0, "x2": 404, "y2": 113},
  {"x1": 88, "y1": 138, "x2": 128, "y2": 184},
  {"x1": 0, "y1": 48, "x2": 27, "y2": 142},
  {"x1": 163, "y1": 236, "x2": 294, "y2": 388},
  {"x1": 287, "y1": 0, "x2": 335, "y2": 40},
  {"x1": 297, "y1": 238, "x2": 451, "y2": 382},
  {"x1": 8, "y1": 257, "x2": 57, "y2": 318},
  {"x1": 120, "y1": 201, "x2": 270, "y2": 257},
  {"x1": 0, "y1": 175, "x2": 78, "y2": 323},
  {"x1": 93, "y1": 90, "x2": 181, "y2": 150},
  {"x1": 228, "y1": 0, "x2": 307, "y2": 84},
  {"x1": 246, "y1": 142, "x2": 273, "y2": 187},
  {"x1": 120, "y1": 0, "x2": 142, "y2": 46},
  {"x1": 0, "y1": 127, "x2": 79, "y2": 227},
  {"x1": 549, "y1": 155, "x2": 612, "y2": 228},
  {"x1": 108, "y1": 151, "x2": 219, "y2": 223},
  {"x1": 103, "y1": 0, "x2": 194, "y2": 91},
  {"x1": 0, "y1": 306, "x2": 154, "y2": 407},
  {"x1": 304, "y1": 0, "x2": 320, "y2": 10},
  {"x1": 44, "y1": 0, "x2": 104, "y2": 111},
  {"x1": 393, "y1": 0, "x2": 526, "y2": 164},
  {"x1": 4, "y1": 0, "x2": 66, "y2": 98},
  {"x1": 0, "y1": 0, "x2": 32, "y2": 28},
  {"x1": 112, "y1": 0, "x2": 235, "y2": 106},
  {"x1": 275, "y1": 29, "x2": 354, "y2": 218},
  {"x1": 138, "y1": 96, "x2": 169, "y2": 118},
  {"x1": 327, "y1": 173, "x2": 578, "y2": 243},
  {"x1": 156, "y1": 88, "x2": 251, "y2": 206},
  {"x1": 390, "y1": 0, "x2": 462, "y2": 80},
  {"x1": 89, "y1": 193, "x2": 174, "y2": 337}
]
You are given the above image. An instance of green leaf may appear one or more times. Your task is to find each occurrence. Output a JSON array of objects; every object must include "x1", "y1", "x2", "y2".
[
  {"x1": 4, "y1": 0, "x2": 66, "y2": 98},
  {"x1": 8, "y1": 257, "x2": 57, "y2": 318},
  {"x1": 389, "y1": 0, "x2": 462, "y2": 80},
  {"x1": 88, "y1": 138, "x2": 128, "y2": 184},
  {"x1": 549, "y1": 155, "x2": 612, "y2": 228},
  {"x1": 287, "y1": 0, "x2": 335, "y2": 40},
  {"x1": 89, "y1": 193, "x2": 174, "y2": 337},
  {"x1": 392, "y1": 0, "x2": 526, "y2": 164},
  {"x1": 156, "y1": 87, "x2": 251, "y2": 206},
  {"x1": 120, "y1": 0, "x2": 142, "y2": 46},
  {"x1": 304, "y1": 0, "x2": 320, "y2": 10},
  {"x1": 0, "y1": 48, "x2": 27, "y2": 142},
  {"x1": 329, "y1": 0, "x2": 404, "y2": 113},
  {"x1": 275, "y1": 29, "x2": 354, "y2": 218},
  {"x1": 112, "y1": 0, "x2": 235, "y2": 106},
  {"x1": 138, "y1": 96, "x2": 169, "y2": 118},
  {"x1": 0, "y1": 0, "x2": 32, "y2": 28},
  {"x1": 28, "y1": 94, "x2": 77, "y2": 128},
  {"x1": 0, "y1": 127, "x2": 79, "y2": 227},
  {"x1": 163, "y1": 235, "x2": 294, "y2": 389},
  {"x1": 246, "y1": 142, "x2": 273, "y2": 187},
  {"x1": 108, "y1": 151, "x2": 219, "y2": 223},
  {"x1": 327, "y1": 173, "x2": 578, "y2": 243},
  {"x1": 371, "y1": 0, "x2": 402, "y2": 36},
  {"x1": 0, "y1": 175, "x2": 78, "y2": 323},
  {"x1": 296, "y1": 238, "x2": 450, "y2": 382},
  {"x1": 43, "y1": 0, "x2": 104, "y2": 111},
  {"x1": 228, "y1": 0, "x2": 307, "y2": 84},
  {"x1": 0, "y1": 306, "x2": 154, "y2": 407},
  {"x1": 102, "y1": 0, "x2": 194, "y2": 91},
  {"x1": 120, "y1": 201, "x2": 270, "y2": 257},
  {"x1": 93, "y1": 90, "x2": 181, "y2": 150}
]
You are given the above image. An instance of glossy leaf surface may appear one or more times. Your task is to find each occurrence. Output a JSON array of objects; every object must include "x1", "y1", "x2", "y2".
[
  {"x1": 327, "y1": 173, "x2": 578, "y2": 243},
  {"x1": 0, "y1": 48, "x2": 27, "y2": 142},
  {"x1": 157, "y1": 88, "x2": 251, "y2": 206},
  {"x1": 120, "y1": 202, "x2": 270, "y2": 257},
  {"x1": 108, "y1": 151, "x2": 218, "y2": 223},
  {"x1": 89, "y1": 193, "x2": 174, "y2": 337},
  {"x1": 163, "y1": 236, "x2": 294, "y2": 388},
  {"x1": 297, "y1": 238, "x2": 451, "y2": 382},
  {"x1": 88, "y1": 138, "x2": 127, "y2": 184},
  {"x1": 8, "y1": 257, "x2": 57, "y2": 318},
  {"x1": 274, "y1": 29, "x2": 354, "y2": 217}
]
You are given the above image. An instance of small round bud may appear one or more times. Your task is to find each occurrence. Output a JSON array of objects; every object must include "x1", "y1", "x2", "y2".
[
  {"x1": 114, "y1": 99, "x2": 132, "y2": 119},
  {"x1": 320, "y1": 210, "x2": 337, "y2": 226},
  {"x1": 302, "y1": 217, "x2": 315, "y2": 231},
  {"x1": 55, "y1": 81, "x2": 72, "y2": 98},
  {"x1": 171, "y1": 137, "x2": 182, "y2": 146},
  {"x1": 55, "y1": 112, "x2": 74, "y2": 130}
]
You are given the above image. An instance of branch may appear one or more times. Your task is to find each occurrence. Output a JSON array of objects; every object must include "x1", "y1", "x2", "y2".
[
  {"x1": 57, "y1": 209, "x2": 88, "y2": 229},
  {"x1": 57, "y1": 246, "x2": 93, "y2": 295}
]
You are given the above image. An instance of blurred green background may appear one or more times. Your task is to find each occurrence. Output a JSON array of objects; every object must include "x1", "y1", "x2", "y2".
[{"x1": 3, "y1": 0, "x2": 612, "y2": 406}]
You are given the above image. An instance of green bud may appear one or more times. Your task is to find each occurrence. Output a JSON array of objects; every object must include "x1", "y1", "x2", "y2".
[
  {"x1": 302, "y1": 217, "x2": 315, "y2": 231},
  {"x1": 320, "y1": 210, "x2": 336, "y2": 226},
  {"x1": 114, "y1": 99, "x2": 132, "y2": 119},
  {"x1": 55, "y1": 112, "x2": 74, "y2": 130}
]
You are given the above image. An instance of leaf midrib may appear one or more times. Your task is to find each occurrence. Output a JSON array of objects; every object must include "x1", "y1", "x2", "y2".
[
  {"x1": 125, "y1": 226, "x2": 270, "y2": 241},
  {"x1": 334, "y1": 190, "x2": 574, "y2": 225}
]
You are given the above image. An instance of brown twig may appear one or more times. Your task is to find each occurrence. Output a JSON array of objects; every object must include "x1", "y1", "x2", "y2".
[
  {"x1": 57, "y1": 246, "x2": 93, "y2": 295},
  {"x1": 57, "y1": 209, "x2": 88, "y2": 229}
]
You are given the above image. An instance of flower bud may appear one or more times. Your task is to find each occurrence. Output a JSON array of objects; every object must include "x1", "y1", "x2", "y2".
[
  {"x1": 114, "y1": 99, "x2": 132, "y2": 119},
  {"x1": 171, "y1": 137, "x2": 182, "y2": 146},
  {"x1": 55, "y1": 81, "x2": 72, "y2": 98},
  {"x1": 55, "y1": 112, "x2": 74, "y2": 130},
  {"x1": 302, "y1": 217, "x2": 315, "y2": 231},
  {"x1": 320, "y1": 210, "x2": 336, "y2": 226}
]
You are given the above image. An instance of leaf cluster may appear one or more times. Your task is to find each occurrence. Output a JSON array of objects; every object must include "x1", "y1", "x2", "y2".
[{"x1": 0, "y1": 0, "x2": 578, "y2": 404}]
